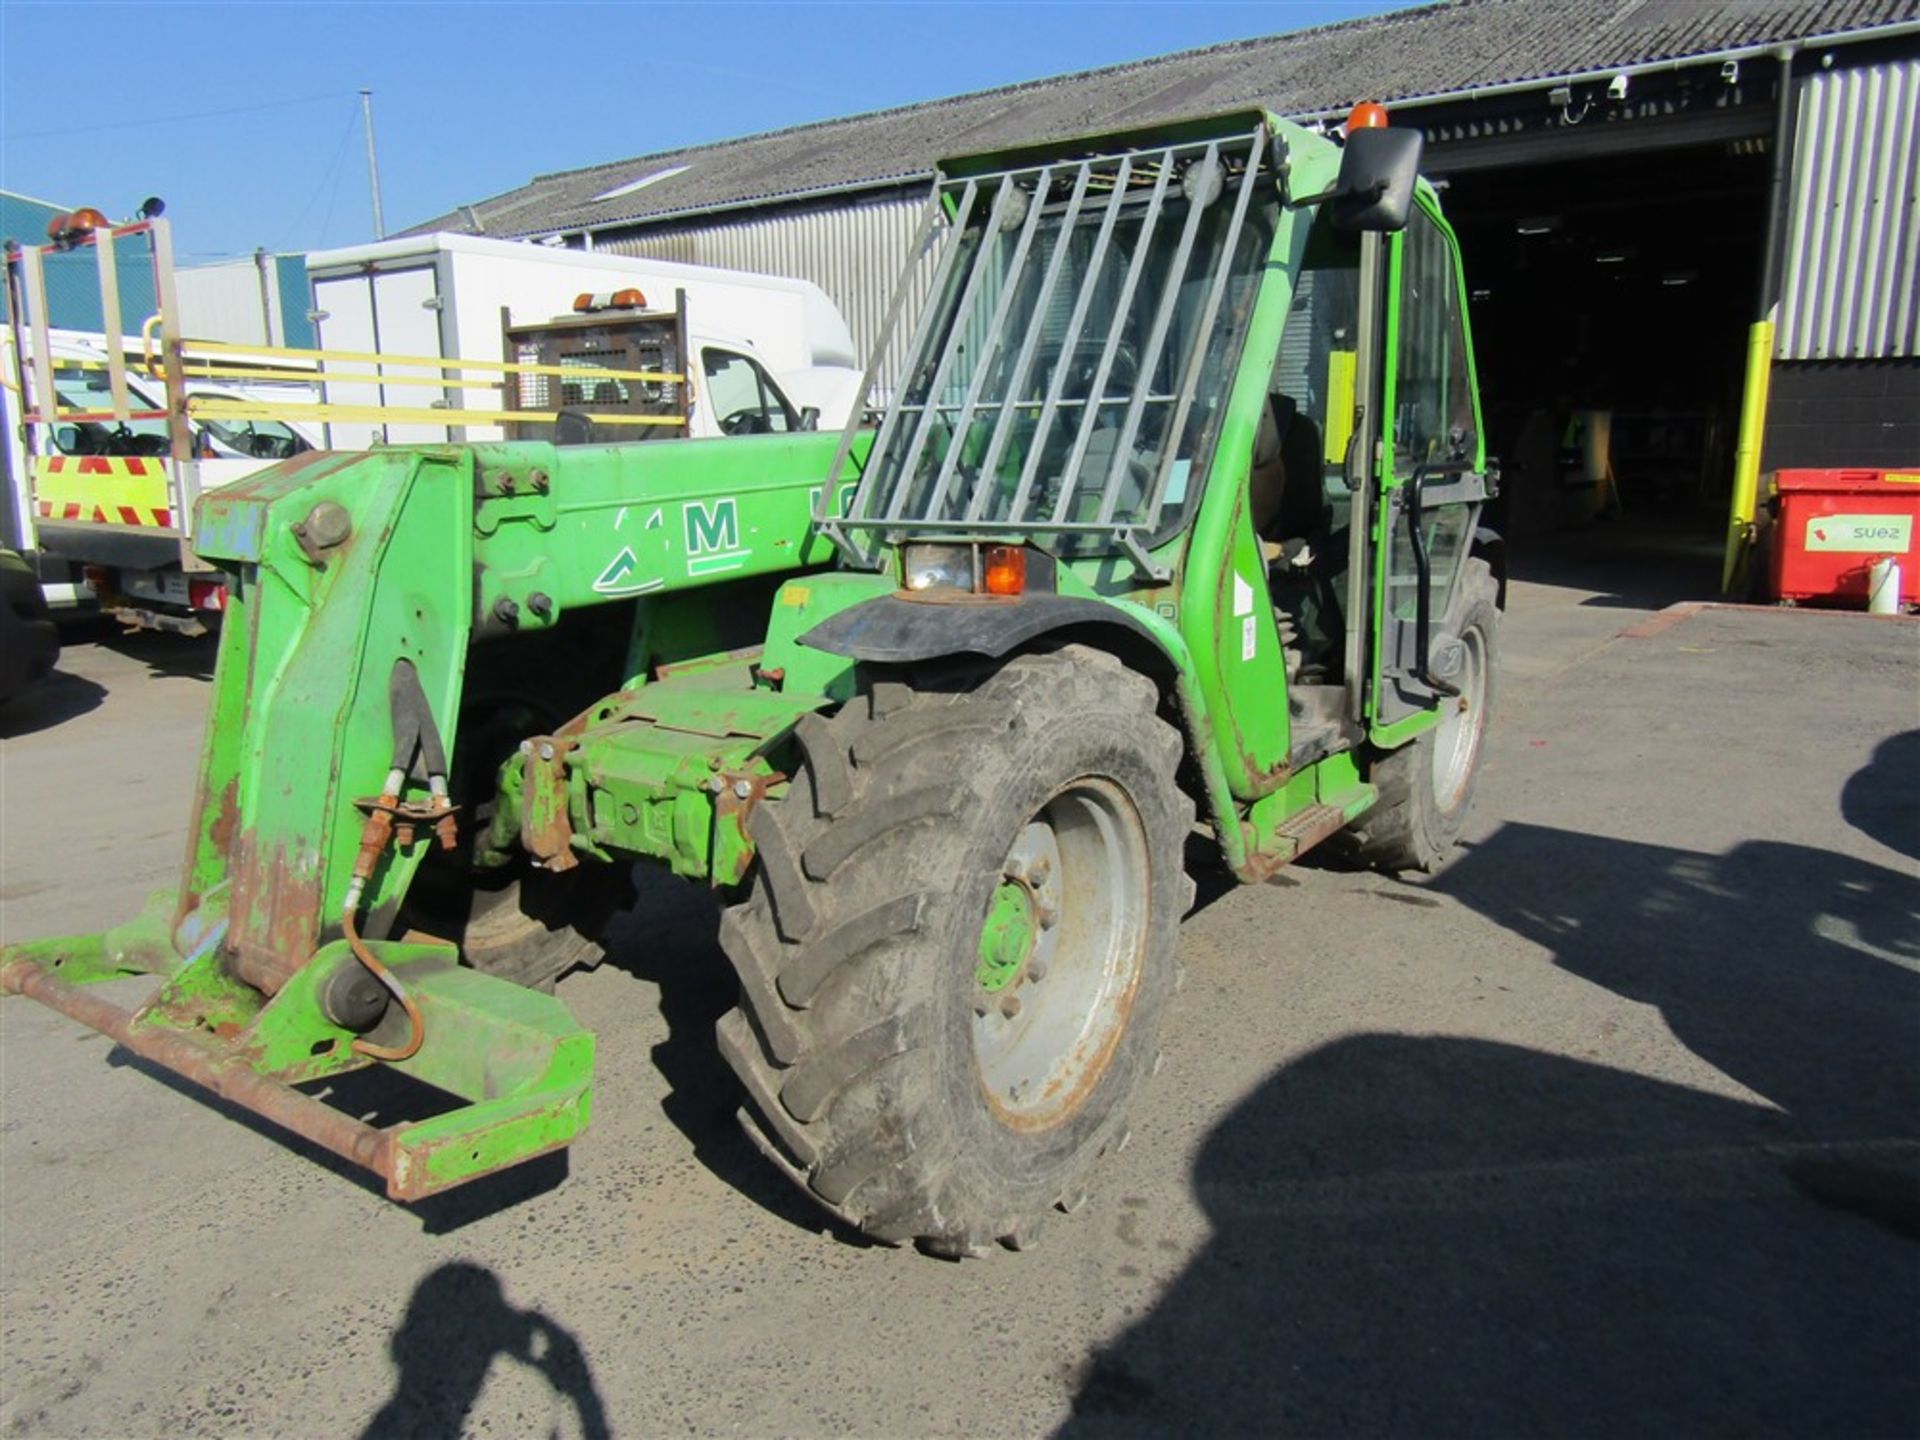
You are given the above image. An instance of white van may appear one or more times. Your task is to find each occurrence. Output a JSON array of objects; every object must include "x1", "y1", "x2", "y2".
[{"x1": 303, "y1": 232, "x2": 865, "y2": 448}]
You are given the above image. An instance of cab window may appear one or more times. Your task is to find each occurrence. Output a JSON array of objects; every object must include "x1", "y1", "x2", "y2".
[
  {"x1": 1392, "y1": 209, "x2": 1477, "y2": 469},
  {"x1": 701, "y1": 348, "x2": 795, "y2": 435},
  {"x1": 1270, "y1": 223, "x2": 1362, "y2": 501}
]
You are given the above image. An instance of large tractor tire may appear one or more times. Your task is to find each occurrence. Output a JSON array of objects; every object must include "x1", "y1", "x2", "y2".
[
  {"x1": 717, "y1": 645, "x2": 1193, "y2": 1256},
  {"x1": 1344, "y1": 558, "x2": 1500, "y2": 874}
]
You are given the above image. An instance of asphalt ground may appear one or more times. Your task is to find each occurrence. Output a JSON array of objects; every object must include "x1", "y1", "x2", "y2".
[{"x1": 2, "y1": 567, "x2": 1916, "y2": 1438}]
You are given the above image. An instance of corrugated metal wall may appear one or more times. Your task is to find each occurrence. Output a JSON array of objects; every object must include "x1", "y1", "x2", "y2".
[
  {"x1": 1777, "y1": 56, "x2": 1919, "y2": 360},
  {"x1": 596, "y1": 188, "x2": 940, "y2": 389}
]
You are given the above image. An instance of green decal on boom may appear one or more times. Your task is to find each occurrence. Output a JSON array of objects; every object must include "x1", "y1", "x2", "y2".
[
  {"x1": 685, "y1": 497, "x2": 747, "y2": 577},
  {"x1": 686, "y1": 498, "x2": 739, "y2": 553},
  {"x1": 592, "y1": 546, "x2": 663, "y2": 596}
]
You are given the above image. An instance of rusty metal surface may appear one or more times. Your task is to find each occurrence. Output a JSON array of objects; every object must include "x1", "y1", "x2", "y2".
[
  {"x1": 0, "y1": 957, "x2": 394, "y2": 1182},
  {"x1": 519, "y1": 737, "x2": 581, "y2": 871},
  {"x1": 225, "y1": 841, "x2": 325, "y2": 995}
]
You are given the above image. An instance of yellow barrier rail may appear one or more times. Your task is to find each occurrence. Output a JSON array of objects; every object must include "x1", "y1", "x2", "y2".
[
  {"x1": 172, "y1": 335, "x2": 683, "y2": 382},
  {"x1": 169, "y1": 363, "x2": 683, "y2": 390},
  {"x1": 187, "y1": 398, "x2": 686, "y2": 428}
]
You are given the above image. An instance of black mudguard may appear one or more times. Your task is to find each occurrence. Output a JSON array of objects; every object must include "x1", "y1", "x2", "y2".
[{"x1": 799, "y1": 592, "x2": 1159, "y2": 665}]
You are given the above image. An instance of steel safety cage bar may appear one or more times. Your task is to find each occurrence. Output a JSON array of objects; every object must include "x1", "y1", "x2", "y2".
[
  {"x1": 818, "y1": 125, "x2": 1270, "y2": 575},
  {"x1": 814, "y1": 179, "x2": 981, "y2": 566},
  {"x1": 921, "y1": 165, "x2": 1059, "y2": 524},
  {"x1": 881, "y1": 180, "x2": 1017, "y2": 524},
  {"x1": 1136, "y1": 130, "x2": 1268, "y2": 532},
  {"x1": 1047, "y1": 157, "x2": 1176, "y2": 531},
  {"x1": 963, "y1": 164, "x2": 1097, "y2": 524}
]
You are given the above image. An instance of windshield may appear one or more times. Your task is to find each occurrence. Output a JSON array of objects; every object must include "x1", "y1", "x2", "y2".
[
  {"x1": 50, "y1": 366, "x2": 171, "y2": 456},
  {"x1": 837, "y1": 129, "x2": 1275, "y2": 560}
]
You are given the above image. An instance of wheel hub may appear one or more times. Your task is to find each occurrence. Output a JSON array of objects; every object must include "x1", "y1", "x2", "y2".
[
  {"x1": 975, "y1": 823, "x2": 1062, "y2": 1012},
  {"x1": 971, "y1": 782, "x2": 1147, "y2": 1130},
  {"x1": 976, "y1": 881, "x2": 1036, "y2": 994}
]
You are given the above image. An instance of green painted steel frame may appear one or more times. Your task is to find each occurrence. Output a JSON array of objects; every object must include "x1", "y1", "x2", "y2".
[{"x1": 0, "y1": 104, "x2": 1492, "y2": 1197}]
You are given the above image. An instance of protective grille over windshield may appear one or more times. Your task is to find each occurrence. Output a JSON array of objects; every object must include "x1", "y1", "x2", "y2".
[{"x1": 819, "y1": 127, "x2": 1272, "y2": 571}]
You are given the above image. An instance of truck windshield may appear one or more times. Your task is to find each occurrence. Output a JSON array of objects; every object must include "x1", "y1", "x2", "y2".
[
  {"x1": 838, "y1": 129, "x2": 1275, "y2": 561},
  {"x1": 50, "y1": 367, "x2": 171, "y2": 456}
]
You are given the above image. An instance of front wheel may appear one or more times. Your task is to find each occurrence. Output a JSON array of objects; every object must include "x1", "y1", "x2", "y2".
[{"x1": 717, "y1": 645, "x2": 1193, "y2": 1255}]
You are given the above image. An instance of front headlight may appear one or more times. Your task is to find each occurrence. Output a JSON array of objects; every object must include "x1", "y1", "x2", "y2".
[{"x1": 902, "y1": 543, "x2": 975, "y2": 592}]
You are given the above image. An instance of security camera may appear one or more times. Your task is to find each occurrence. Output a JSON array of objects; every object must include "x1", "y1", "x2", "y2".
[
  {"x1": 1720, "y1": 59, "x2": 1740, "y2": 85},
  {"x1": 1607, "y1": 73, "x2": 1630, "y2": 101}
]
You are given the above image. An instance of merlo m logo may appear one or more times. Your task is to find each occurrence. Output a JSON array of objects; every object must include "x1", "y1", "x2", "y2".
[{"x1": 684, "y1": 498, "x2": 739, "y2": 554}]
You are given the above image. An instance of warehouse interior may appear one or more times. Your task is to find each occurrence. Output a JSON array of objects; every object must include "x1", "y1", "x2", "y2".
[{"x1": 1436, "y1": 139, "x2": 1770, "y2": 597}]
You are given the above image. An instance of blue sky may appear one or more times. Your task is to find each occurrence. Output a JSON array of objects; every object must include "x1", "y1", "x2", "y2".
[{"x1": 0, "y1": 1, "x2": 1403, "y2": 263}]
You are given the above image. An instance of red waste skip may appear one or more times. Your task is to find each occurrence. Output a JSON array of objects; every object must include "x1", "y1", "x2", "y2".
[{"x1": 1768, "y1": 468, "x2": 1920, "y2": 607}]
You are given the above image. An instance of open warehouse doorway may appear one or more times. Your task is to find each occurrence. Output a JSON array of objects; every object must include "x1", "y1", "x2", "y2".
[{"x1": 1440, "y1": 139, "x2": 1771, "y2": 600}]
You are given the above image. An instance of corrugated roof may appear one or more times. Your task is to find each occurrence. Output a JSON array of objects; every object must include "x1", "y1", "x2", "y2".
[{"x1": 406, "y1": 0, "x2": 1919, "y2": 239}]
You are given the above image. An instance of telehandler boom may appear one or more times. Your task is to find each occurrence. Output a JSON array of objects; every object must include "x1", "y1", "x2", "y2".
[{"x1": 3, "y1": 105, "x2": 1501, "y2": 1256}]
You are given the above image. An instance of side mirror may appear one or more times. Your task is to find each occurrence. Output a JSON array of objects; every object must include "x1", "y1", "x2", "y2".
[
  {"x1": 54, "y1": 426, "x2": 80, "y2": 453},
  {"x1": 1331, "y1": 128, "x2": 1424, "y2": 233},
  {"x1": 799, "y1": 406, "x2": 821, "y2": 432}
]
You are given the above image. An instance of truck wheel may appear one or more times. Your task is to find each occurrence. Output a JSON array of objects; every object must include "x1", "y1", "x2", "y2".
[
  {"x1": 1344, "y1": 558, "x2": 1500, "y2": 874},
  {"x1": 717, "y1": 645, "x2": 1193, "y2": 1255}
]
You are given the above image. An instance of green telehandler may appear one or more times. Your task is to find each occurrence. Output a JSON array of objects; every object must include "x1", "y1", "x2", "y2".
[{"x1": 2, "y1": 105, "x2": 1501, "y2": 1256}]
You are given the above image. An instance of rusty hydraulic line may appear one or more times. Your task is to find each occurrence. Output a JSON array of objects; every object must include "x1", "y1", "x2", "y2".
[
  {"x1": 343, "y1": 771, "x2": 427, "y2": 1063},
  {"x1": 340, "y1": 658, "x2": 461, "y2": 1063},
  {"x1": 0, "y1": 956, "x2": 395, "y2": 1180},
  {"x1": 344, "y1": 902, "x2": 426, "y2": 1063}
]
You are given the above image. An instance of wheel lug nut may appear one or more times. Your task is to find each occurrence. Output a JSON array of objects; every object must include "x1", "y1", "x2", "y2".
[
  {"x1": 1035, "y1": 901, "x2": 1059, "y2": 930},
  {"x1": 1025, "y1": 958, "x2": 1048, "y2": 982},
  {"x1": 974, "y1": 995, "x2": 992, "y2": 1017},
  {"x1": 999, "y1": 995, "x2": 1022, "y2": 1019}
]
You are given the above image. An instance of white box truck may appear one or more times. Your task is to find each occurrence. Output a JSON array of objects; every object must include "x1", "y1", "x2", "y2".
[
  {"x1": 302, "y1": 232, "x2": 865, "y2": 450},
  {"x1": 5, "y1": 220, "x2": 868, "y2": 632}
]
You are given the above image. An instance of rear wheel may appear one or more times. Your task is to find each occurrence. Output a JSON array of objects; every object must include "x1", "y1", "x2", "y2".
[
  {"x1": 414, "y1": 862, "x2": 633, "y2": 992},
  {"x1": 396, "y1": 692, "x2": 632, "y2": 991},
  {"x1": 717, "y1": 645, "x2": 1193, "y2": 1255},
  {"x1": 1344, "y1": 558, "x2": 1500, "y2": 873}
]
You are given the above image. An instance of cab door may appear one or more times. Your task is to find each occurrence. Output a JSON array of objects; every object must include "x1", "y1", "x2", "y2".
[{"x1": 1367, "y1": 201, "x2": 1488, "y2": 737}]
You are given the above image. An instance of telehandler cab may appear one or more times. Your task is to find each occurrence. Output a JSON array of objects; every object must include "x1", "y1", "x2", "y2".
[{"x1": 2, "y1": 105, "x2": 1501, "y2": 1256}]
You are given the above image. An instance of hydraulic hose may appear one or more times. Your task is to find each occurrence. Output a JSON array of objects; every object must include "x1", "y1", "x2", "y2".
[
  {"x1": 338, "y1": 658, "x2": 458, "y2": 1064},
  {"x1": 345, "y1": 902, "x2": 426, "y2": 1062},
  {"x1": 343, "y1": 766, "x2": 428, "y2": 1063}
]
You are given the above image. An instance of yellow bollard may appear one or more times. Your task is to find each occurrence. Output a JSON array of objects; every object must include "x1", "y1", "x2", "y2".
[{"x1": 1723, "y1": 318, "x2": 1776, "y2": 593}]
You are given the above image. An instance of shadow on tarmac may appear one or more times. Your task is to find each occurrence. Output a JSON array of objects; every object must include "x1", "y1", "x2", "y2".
[
  {"x1": 1842, "y1": 729, "x2": 1920, "y2": 863},
  {"x1": 601, "y1": 866, "x2": 869, "y2": 1244},
  {"x1": 1060, "y1": 822, "x2": 1920, "y2": 1437},
  {"x1": 99, "y1": 623, "x2": 219, "y2": 680},
  {"x1": 1505, "y1": 516, "x2": 1722, "y2": 613},
  {"x1": 0, "y1": 667, "x2": 106, "y2": 736},
  {"x1": 111, "y1": 1048, "x2": 573, "y2": 1232},
  {"x1": 361, "y1": 1261, "x2": 609, "y2": 1440}
]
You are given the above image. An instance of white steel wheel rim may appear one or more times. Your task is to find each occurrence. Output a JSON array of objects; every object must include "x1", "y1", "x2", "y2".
[
  {"x1": 1431, "y1": 625, "x2": 1488, "y2": 816},
  {"x1": 972, "y1": 778, "x2": 1150, "y2": 1133}
]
